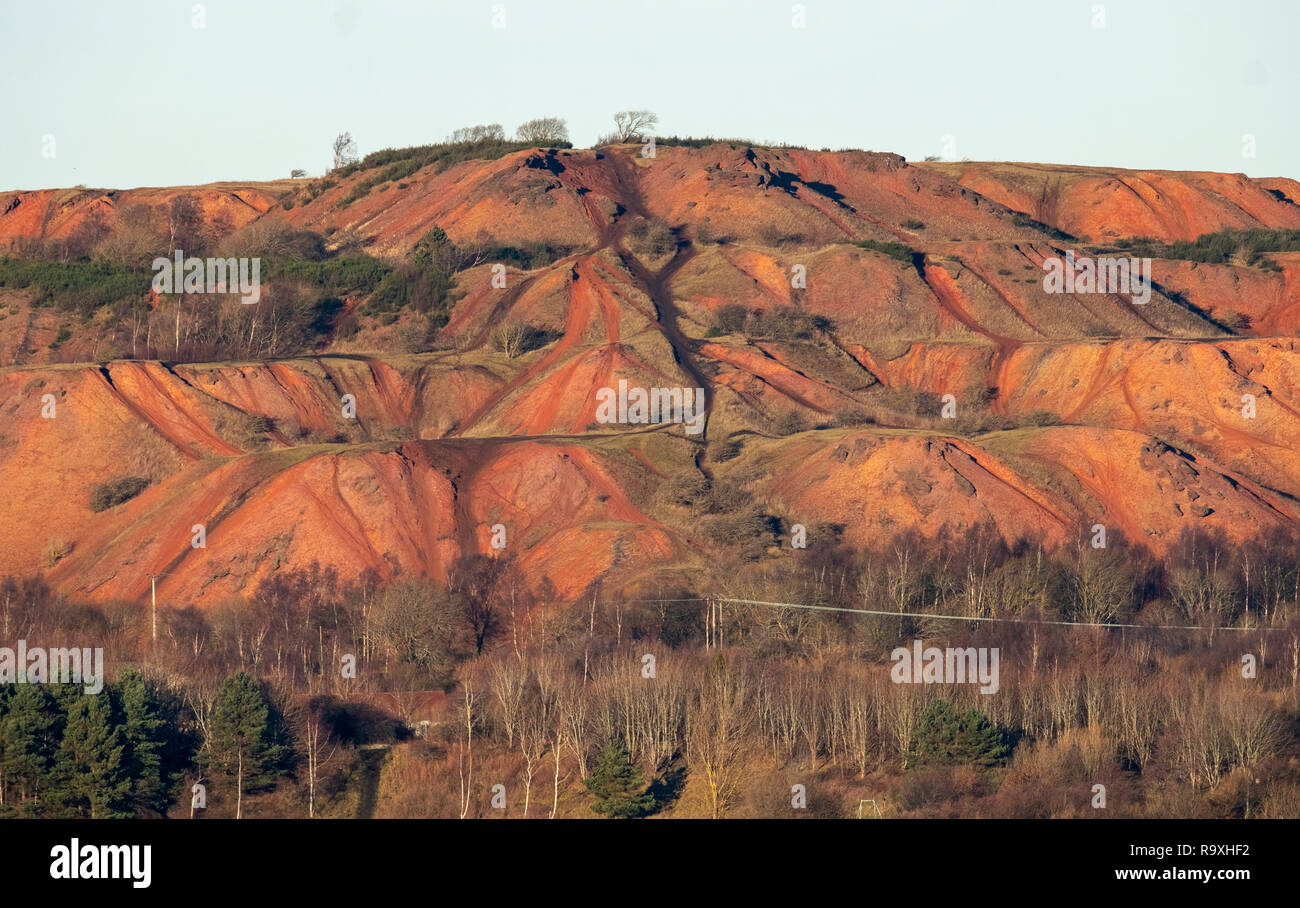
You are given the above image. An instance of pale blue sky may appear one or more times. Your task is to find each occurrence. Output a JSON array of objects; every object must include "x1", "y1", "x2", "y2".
[{"x1": 2, "y1": 0, "x2": 1295, "y2": 190}]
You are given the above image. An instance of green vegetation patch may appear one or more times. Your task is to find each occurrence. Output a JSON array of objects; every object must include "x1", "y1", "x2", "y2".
[
  {"x1": 335, "y1": 139, "x2": 574, "y2": 205},
  {"x1": 851, "y1": 239, "x2": 917, "y2": 263},
  {"x1": 0, "y1": 258, "x2": 149, "y2": 317},
  {"x1": 1107, "y1": 229, "x2": 1300, "y2": 270},
  {"x1": 89, "y1": 476, "x2": 151, "y2": 512}
]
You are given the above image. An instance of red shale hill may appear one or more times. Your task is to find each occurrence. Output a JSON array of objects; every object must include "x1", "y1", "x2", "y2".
[
  {"x1": 0, "y1": 183, "x2": 284, "y2": 247},
  {"x1": 2, "y1": 145, "x2": 1300, "y2": 606},
  {"x1": 920, "y1": 160, "x2": 1300, "y2": 243}
]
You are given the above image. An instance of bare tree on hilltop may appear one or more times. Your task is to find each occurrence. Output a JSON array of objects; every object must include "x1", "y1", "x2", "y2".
[
  {"x1": 448, "y1": 124, "x2": 505, "y2": 144},
  {"x1": 612, "y1": 110, "x2": 658, "y2": 143},
  {"x1": 515, "y1": 117, "x2": 569, "y2": 145},
  {"x1": 332, "y1": 132, "x2": 358, "y2": 171}
]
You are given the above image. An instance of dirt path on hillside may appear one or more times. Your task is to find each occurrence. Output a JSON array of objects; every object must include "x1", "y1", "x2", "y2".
[
  {"x1": 916, "y1": 258, "x2": 1024, "y2": 416},
  {"x1": 603, "y1": 150, "x2": 714, "y2": 477}
]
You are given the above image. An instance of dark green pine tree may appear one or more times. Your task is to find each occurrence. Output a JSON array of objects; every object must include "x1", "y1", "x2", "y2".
[
  {"x1": 206, "y1": 673, "x2": 289, "y2": 819},
  {"x1": 0, "y1": 685, "x2": 12, "y2": 814},
  {"x1": 584, "y1": 738, "x2": 655, "y2": 819},
  {"x1": 911, "y1": 699, "x2": 1011, "y2": 768},
  {"x1": 60, "y1": 695, "x2": 132, "y2": 818},
  {"x1": 0, "y1": 684, "x2": 64, "y2": 815},
  {"x1": 115, "y1": 670, "x2": 169, "y2": 816}
]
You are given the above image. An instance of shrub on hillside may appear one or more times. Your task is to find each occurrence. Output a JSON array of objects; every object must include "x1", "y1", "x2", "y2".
[
  {"x1": 1220, "y1": 310, "x2": 1252, "y2": 332},
  {"x1": 911, "y1": 699, "x2": 1011, "y2": 768},
  {"x1": 757, "y1": 223, "x2": 809, "y2": 248},
  {"x1": 474, "y1": 242, "x2": 573, "y2": 271},
  {"x1": 654, "y1": 136, "x2": 755, "y2": 148},
  {"x1": 349, "y1": 138, "x2": 571, "y2": 180},
  {"x1": 1109, "y1": 229, "x2": 1300, "y2": 267},
  {"x1": 711, "y1": 303, "x2": 749, "y2": 335},
  {"x1": 42, "y1": 537, "x2": 72, "y2": 566},
  {"x1": 626, "y1": 217, "x2": 675, "y2": 258},
  {"x1": 89, "y1": 476, "x2": 151, "y2": 512},
  {"x1": 491, "y1": 323, "x2": 559, "y2": 358},
  {"x1": 875, "y1": 386, "x2": 944, "y2": 419},
  {"x1": 220, "y1": 221, "x2": 326, "y2": 260},
  {"x1": 709, "y1": 304, "x2": 826, "y2": 341},
  {"x1": 1009, "y1": 212, "x2": 1074, "y2": 241},
  {"x1": 853, "y1": 239, "x2": 916, "y2": 264},
  {"x1": 239, "y1": 414, "x2": 277, "y2": 446},
  {"x1": 0, "y1": 258, "x2": 148, "y2": 317},
  {"x1": 747, "y1": 307, "x2": 827, "y2": 341}
]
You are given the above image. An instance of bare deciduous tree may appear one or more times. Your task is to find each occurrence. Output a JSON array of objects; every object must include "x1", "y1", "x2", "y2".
[
  {"x1": 612, "y1": 110, "x2": 658, "y2": 143},
  {"x1": 1220, "y1": 686, "x2": 1284, "y2": 769},
  {"x1": 492, "y1": 323, "x2": 532, "y2": 359},
  {"x1": 371, "y1": 579, "x2": 458, "y2": 684},
  {"x1": 489, "y1": 657, "x2": 528, "y2": 748},
  {"x1": 1110, "y1": 670, "x2": 1161, "y2": 772},
  {"x1": 64, "y1": 208, "x2": 111, "y2": 260},
  {"x1": 518, "y1": 686, "x2": 548, "y2": 818},
  {"x1": 685, "y1": 655, "x2": 752, "y2": 818},
  {"x1": 515, "y1": 117, "x2": 569, "y2": 145},
  {"x1": 1177, "y1": 705, "x2": 1229, "y2": 788},
  {"x1": 167, "y1": 192, "x2": 204, "y2": 253},
  {"x1": 332, "y1": 132, "x2": 358, "y2": 171},
  {"x1": 882, "y1": 684, "x2": 927, "y2": 769},
  {"x1": 1067, "y1": 544, "x2": 1135, "y2": 625},
  {"x1": 298, "y1": 702, "x2": 337, "y2": 818},
  {"x1": 448, "y1": 124, "x2": 505, "y2": 144},
  {"x1": 1169, "y1": 557, "x2": 1239, "y2": 628},
  {"x1": 556, "y1": 673, "x2": 593, "y2": 779},
  {"x1": 457, "y1": 667, "x2": 481, "y2": 819}
]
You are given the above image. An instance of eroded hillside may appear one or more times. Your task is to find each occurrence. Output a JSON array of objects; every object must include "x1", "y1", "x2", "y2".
[{"x1": 3, "y1": 143, "x2": 1300, "y2": 606}]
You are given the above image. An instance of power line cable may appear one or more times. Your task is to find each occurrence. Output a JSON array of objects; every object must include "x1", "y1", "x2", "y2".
[{"x1": 603, "y1": 596, "x2": 1289, "y2": 633}]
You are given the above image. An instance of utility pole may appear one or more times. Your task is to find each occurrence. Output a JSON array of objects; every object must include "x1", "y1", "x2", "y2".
[{"x1": 151, "y1": 572, "x2": 170, "y2": 645}]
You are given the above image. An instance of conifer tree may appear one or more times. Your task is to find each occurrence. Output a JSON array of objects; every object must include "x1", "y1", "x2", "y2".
[
  {"x1": 584, "y1": 738, "x2": 654, "y2": 818},
  {"x1": 60, "y1": 695, "x2": 132, "y2": 818},
  {"x1": 912, "y1": 699, "x2": 1011, "y2": 768},
  {"x1": 0, "y1": 685, "x2": 12, "y2": 812},
  {"x1": 206, "y1": 673, "x2": 289, "y2": 818},
  {"x1": 116, "y1": 669, "x2": 169, "y2": 815},
  {"x1": 0, "y1": 684, "x2": 62, "y2": 814}
]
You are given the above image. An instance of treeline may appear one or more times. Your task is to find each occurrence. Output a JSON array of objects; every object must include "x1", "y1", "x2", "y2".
[
  {"x1": 0, "y1": 199, "x2": 536, "y2": 362},
  {"x1": 1, "y1": 525, "x2": 1299, "y2": 817},
  {"x1": 0, "y1": 669, "x2": 292, "y2": 819},
  {"x1": 333, "y1": 135, "x2": 573, "y2": 181},
  {"x1": 0, "y1": 552, "x2": 535, "y2": 819},
  {"x1": 1109, "y1": 228, "x2": 1300, "y2": 270},
  {"x1": 403, "y1": 632, "x2": 1295, "y2": 818}
]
